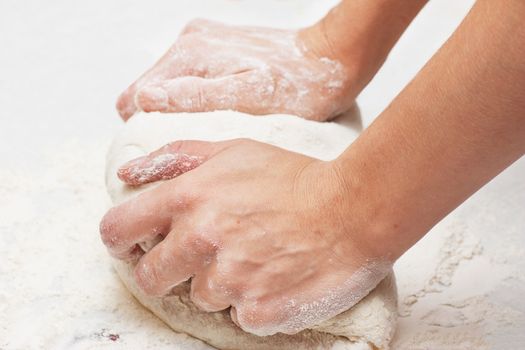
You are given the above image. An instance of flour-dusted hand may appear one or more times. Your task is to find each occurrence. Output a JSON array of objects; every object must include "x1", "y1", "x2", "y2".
[
  {"x1": 100, "y1": 139, "x2": 392, "y2": 336},
  {"x1": 116, "y1": 0, "x2": 428, "y2": 122},
  {"x1": 116, "y1": 19, "x2": 359, "y2": 121}
]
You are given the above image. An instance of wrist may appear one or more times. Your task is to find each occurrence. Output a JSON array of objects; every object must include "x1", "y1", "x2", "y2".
[
  {"x1": 327, "y1": 156, "x2": 409, "y2": 262},
  {"x1": 298, "y1": 19, "x2": 378, "y2": 84},
  {"x1": 298, "y1": 0, "x2": 427, "y2": 92},
  {"x1": 297, "y1": 23, "x2": 379, "y2": 106},
  {"x1": 295, "y1": 160, "x2": 389, "y2": 265},
  {"x1": 297, "y1": 10, "x2": 388, "y2": 102},
  {"x1": 298, "y1": 17, "x2": 374, "y2": 71}
]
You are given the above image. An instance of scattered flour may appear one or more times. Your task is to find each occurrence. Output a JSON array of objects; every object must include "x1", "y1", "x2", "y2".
[
  {"x1": 1, "y1": 135, "x2": 524, "y2": 350},
  {"x1": 2, "y1": 0, "x2": 523, "y2": 348}
]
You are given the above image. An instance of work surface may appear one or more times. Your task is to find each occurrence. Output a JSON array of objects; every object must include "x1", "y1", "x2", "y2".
[{"x1": 1, "y1": 0, "x2": 524, "y2": 349}]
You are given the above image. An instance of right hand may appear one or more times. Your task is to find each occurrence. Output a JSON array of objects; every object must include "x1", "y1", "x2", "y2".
[
  {"x1": 116, "y1": 19, "x2": 358, "y2": 121},
  {"x1": 100, "y1": 139, "x2": 393, "y2": 336}
]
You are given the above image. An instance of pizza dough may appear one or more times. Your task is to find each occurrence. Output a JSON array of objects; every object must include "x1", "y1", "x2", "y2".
[{"x1": 105, "y1": 111, "x2": 398, "y2": 350}]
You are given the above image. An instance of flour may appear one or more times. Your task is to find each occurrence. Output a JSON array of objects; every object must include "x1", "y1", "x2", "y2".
[
  {"x1": 399, "y1": 225, "x2": 483, "y2": 316},
  {"x1": 2, "y1": 0, "x2": 523, "y2": 347},
  {"x1": 0, "y1": 141, "x2": 212, "y2": 350},
  {"x1": 1, "y1": 132, "x2": 524, "y2": 349},
  {"x1": 118, "y1": 150, "x2": 203, "y2": 186},
  {"x1": 392, "y1": 219, "x2": 525, "y2": 349}
]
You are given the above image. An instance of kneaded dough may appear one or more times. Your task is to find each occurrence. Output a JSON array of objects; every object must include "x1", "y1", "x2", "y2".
[{"x1": 105, "y1": 111, "x2": 398, "y2": 350}]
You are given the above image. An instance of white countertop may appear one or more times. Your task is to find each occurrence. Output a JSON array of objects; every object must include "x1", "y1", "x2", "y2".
[{"x1": 1, "y1": 1, "x2": 523, "y2": 349}]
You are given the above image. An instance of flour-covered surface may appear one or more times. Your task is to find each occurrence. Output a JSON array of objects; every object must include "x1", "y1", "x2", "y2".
[
  {"x1": 1, "y1": 0, "x2": 524, "y2": 349},
  {"x1": 0, "y1": 142, "x2": 210, "y2": 350},
  {"x1": 392, "y1": 166, "x2": 525, "y2": 349}
]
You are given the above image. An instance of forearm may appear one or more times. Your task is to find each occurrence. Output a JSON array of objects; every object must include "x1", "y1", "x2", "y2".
[{"x1": 334, "y1": 0, "x2": 525, "y2": 259}]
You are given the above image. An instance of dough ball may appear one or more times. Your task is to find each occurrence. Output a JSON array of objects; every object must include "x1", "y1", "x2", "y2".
[{"x1": 105, "y1": 111, "x2": 397, "y2": 350}]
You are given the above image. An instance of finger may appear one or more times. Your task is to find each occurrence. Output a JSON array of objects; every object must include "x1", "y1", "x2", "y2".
[
  {"x1": 235, "y1": 268, "x2": 386, "y2": 336},
  {"x1": 190, "y1": 272, "x2": 231, "y2": 312},
  {"x1": 133, "y1": 229, "x2": 218, "y2": 296},
  {"x1": 117, "y1": 139, "x2": 239, "y2": 186},
  {"x1": 116, "y1": 63, "x2": 172, "y2": 120},
  {"x1": 116, "y1": 43, "x2": 201, "y2": 120},
  {"x1": 134, "y1": 71, "x2": 275, "y2": 115},
  {"x1": 233, "y1": 298, "x2": 304, "y2": 336},
  {"x1": 100, "y1": 181, "x2": 183, "y2": 259}
]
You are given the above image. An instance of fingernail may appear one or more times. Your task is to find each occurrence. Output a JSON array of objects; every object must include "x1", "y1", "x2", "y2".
[
  {"x1": 117, "y1": 156, "x2": 148, "y2": 183},
  {"x1": 120, "y1": 155, "x2": 148, "y2": 170}
]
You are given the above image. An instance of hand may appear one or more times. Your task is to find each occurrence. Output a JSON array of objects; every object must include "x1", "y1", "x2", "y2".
[
  {"x1": 116, "y1": 19, "x2": 358, "y2": 121},
  {"x1": 100, "y1": 139, "x2": 392, "y2": 336}
]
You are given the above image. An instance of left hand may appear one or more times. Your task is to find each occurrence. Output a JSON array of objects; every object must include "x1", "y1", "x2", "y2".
[
  {"x1": 100, "y1": 139, "x2": 390, "y2": 336},
  {"x1": 116, "y1": 19, "x2": 355, "y2": 121}
]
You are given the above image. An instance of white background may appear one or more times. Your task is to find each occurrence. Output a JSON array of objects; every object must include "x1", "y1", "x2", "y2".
[{"x1": 1, "y1": 1, "x2": 524, "y2": 349}]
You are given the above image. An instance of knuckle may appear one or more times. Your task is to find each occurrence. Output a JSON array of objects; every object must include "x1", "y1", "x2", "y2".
[
  {"x1": 99, "y1": 208, "x2": 120, "y2": 249},
  {"x1": 180, "y1": 25, "x2": 195, "y2": 36},
  {"x1": 236, "y1": 304, "x2": 268, "y2": 330},
  {"x1": 256, "y1": 305, "x2": 280, "y2": 326},
  {"x1": 261, "y1": 73, "x2": 278, "y2": 99},
  {"x1": 177, "y1": 189, "x2": 196, "y2": 206},
  {"x1": 179, "y1": 231, "x2": 200, "y2": 250},
  {"x1": 192, "y1": 84, "x2": 206, "y2": 112},
  {"x1": 237, "y1": 302, "x2": 285, "y2": 333},
  {"x1": 134, "y1": 260, "x2": 162, "y2": 296},
  {"x1": 190, "y1": 275, "x2": 228, "y2": 311},
  {"x1": 207, "y1": 273, "x2": 228, "y2": 292},
  {"x1": 215, "y1": 259, "x2": 236, "y2": 280},
  {"x1": 189, "y1": 281, "x2": 209, "y2": 305},
  {"x1": 168, "y1": 78, "x2": 206, "y2": 112},
  {"x1": 163, "y1": 185, "x2": 197, "y2": 213},
  {"x1": 180, "y1": 231, "x2": 215, "y2": 255},
  {"x1": 182, "y1": 18, "x2": 207, "y2": 34},
  {"x1": 134, "y1": 89, "x2": 153, "y2": 111},
  {"x1": 191, "y1": 292, "x2": 219, "y2": 312}
]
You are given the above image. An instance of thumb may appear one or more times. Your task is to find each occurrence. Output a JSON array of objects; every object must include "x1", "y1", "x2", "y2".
[
  {"x1": 117, "y1": 139, "x2": 238, "y2": 186},
  {"x1": 135, "y1": 71, "x2": 274, "y2": 115}
]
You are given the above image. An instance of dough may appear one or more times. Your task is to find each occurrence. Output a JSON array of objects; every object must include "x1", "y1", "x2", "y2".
[{"x1": 105, "y1": 111, "x2": 398, "y2": 350}]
